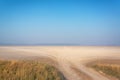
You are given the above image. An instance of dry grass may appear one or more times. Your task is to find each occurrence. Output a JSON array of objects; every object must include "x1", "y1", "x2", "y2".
[
  {"x1": 0, "y1": 60, "x2": 65, "y2": 80},
  {"x1": 91, "y1": 63, "x2": 120, "y2": 80}
]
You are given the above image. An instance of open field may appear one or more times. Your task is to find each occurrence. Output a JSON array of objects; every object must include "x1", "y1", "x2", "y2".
[
  {"x1": 0, "y1": 46, "x2": 120, "y2": 80},
  {"x1": 0, "y1": 59, "x2": 65, "y2": 80}
]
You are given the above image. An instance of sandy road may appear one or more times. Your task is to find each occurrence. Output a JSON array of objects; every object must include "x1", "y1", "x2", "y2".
[{"x1": 0, "y1": 46, "x2": 120, "y2": 80}]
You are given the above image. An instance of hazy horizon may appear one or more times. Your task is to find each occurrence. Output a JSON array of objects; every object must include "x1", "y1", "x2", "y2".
[{"x1": 0, "y1": 0, "x2": 120, "y2": 46}]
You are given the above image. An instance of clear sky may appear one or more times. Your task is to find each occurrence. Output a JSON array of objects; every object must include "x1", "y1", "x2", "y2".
[{"x1": 0, "y1": 0, "x2": 120, "y2": 45}]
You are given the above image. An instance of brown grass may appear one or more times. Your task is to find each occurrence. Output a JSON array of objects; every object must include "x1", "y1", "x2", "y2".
[
  {"x1": 0, "y1": 60, "x2": 65, "y2": 80},
  {"x1": 91, "y1": 63, "x2": 120, "y2": 80}
]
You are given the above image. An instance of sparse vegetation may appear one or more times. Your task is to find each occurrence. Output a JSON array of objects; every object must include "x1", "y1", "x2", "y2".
[
  {"x1": 92, "y1": 63, "x2": 120, "y2": 80},
  {"x1": 0, "y1": 60, "x2": 65, "y2": 80}
]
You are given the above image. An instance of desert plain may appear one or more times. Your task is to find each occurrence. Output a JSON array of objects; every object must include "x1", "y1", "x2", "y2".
[{"x1": 0, "y1": 46, "x2": 120, "y2": 80}]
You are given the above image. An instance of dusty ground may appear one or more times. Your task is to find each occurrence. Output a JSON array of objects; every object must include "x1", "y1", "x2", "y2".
[{"x1": 0, "y1": 46, "x2": 120, "y2": 80}]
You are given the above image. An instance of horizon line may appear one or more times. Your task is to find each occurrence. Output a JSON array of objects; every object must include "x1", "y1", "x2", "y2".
[{"x1": 0, "y1": 44, "x2": 120, "y2": 46}]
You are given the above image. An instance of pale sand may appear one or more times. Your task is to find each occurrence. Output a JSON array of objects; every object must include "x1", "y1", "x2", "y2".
[{"x1": 0, "y1": 46, "x2": 120, "y2": 80}]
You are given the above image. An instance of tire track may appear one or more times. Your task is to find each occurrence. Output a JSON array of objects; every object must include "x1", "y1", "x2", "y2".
[{"x1": 0, "y1": 46, "x2": 120, "y2": 80}]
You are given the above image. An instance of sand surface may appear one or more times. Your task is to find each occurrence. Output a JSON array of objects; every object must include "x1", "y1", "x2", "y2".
[{"x1": 0, "y1": 46, "x2": 120, "y2": 80}]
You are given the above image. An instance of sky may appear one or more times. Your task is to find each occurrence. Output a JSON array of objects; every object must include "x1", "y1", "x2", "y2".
[{"x1": 0, "y1": 0, "x2": 120, "y2": 46}]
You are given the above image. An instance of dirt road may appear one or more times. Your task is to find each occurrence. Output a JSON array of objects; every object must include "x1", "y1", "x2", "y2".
[{"x1": 0, "y1": 46, "x2": 120, "y2": 80}]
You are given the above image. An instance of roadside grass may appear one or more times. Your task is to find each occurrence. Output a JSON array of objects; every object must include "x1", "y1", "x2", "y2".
[
  {"x1": 91, "y1": 63, "x2": 120, "y2": 80},
  {"x1": 0, "y1": 60, "x2": 65, "y2": 80}
]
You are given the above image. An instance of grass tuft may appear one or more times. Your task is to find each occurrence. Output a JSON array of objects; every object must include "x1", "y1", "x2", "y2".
[
  {"x1": 0, "y1": 60, "x2": 65, "y2": 80},
  {"x1": 92, "y1": 63, "x2": 120, "y2": 80}
]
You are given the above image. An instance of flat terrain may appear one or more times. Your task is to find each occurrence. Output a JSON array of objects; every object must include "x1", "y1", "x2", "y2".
[{"x1": 0, "y1": 46, "x2": 120, "y2": 80}]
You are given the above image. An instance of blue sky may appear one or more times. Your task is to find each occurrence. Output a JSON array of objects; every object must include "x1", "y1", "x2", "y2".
[{"x1": 0, "y1": 0, "x2": 120, "y2": 45}]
